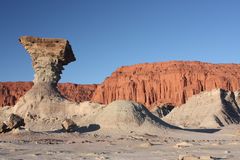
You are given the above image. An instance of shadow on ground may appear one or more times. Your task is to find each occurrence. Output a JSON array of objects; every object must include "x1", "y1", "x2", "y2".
[
  {"x1": 49, "y1": 124, "x2": 101, "y2": 134},
  {"x1": 182, "y1": 128, "x2": 221, "y2": 133}
]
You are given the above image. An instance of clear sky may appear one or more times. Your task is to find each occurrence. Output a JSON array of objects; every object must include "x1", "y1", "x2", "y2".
[{"x1": 0, "y1": 0, "x2": 240, "y2": 84}]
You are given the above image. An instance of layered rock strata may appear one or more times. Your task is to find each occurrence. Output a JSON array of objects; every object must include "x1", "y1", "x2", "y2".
[{"x1": 92, "y1": 61, "x2": 240, "y2": 109}]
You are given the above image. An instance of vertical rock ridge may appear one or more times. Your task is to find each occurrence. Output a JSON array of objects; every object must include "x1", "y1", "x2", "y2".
[{"x1": 92, "y1": 61, "x2": 240, "y2": 109}]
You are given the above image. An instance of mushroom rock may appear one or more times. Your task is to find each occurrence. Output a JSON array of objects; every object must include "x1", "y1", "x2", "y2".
[
  {"x1": 13, "y1": 36, "x2": 79, "y2": 118},
  {"x1": 19, "y1": 36, "x2": 75, "y2": 97}
]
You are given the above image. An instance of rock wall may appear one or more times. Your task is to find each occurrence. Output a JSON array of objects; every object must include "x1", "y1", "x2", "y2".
[
  {"x1": 0, "y1": 82, "x2": 97, "y2": 107},
  {"x1": 92, "y1": 61, "x2": 240, "y2": 109}
]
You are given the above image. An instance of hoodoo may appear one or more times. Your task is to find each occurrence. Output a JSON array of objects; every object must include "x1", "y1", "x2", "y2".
[
  {"x1": 18, "y1": 36, "x2": 75, "y2": 97},
  {"x1": 13, "y1": 36, "x2": 79, "y2": 118}
]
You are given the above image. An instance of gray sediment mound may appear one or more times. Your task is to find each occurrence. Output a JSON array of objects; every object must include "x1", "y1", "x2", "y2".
[
  {"x1": 94, "y1": 100, "x2": 179, "y2": 132},
  {"x1": 164, "y1": 89, "x2": 240, "y2": 128},
  {"x1": 234, "y1": 91, "x2": 240, "y2": 107}
]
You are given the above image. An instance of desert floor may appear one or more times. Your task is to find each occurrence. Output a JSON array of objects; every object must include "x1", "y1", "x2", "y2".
[{"x1": 0, "y1": 125, "x2": 240, "y2": 160}]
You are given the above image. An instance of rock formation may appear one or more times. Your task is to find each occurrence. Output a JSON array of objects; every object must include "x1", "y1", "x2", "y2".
[
  {"x1": 151, "y1": 103, "x2": 174, "y2": 118},
  {"x1": 92, "y1": 61, "x2": 240, "y2": 109},
  {"x1": 18, "y1": 36, "x2": 76, "y2": 98},
  {"x1": 94, "y1": 100, "x2": 179, "y2": 132},
  {"x1": 0, "y1": 82, "x2": 33, "y2": 107},
  {"x1": 0, "y1": 82, "x2": 97, "y2": 107},
  {"x1": 58, "y1": 83, "x2": 97, "y2": 104},
  {"x1": 13, "y1": 36, "x2": 82, "y2": 118},
  {"x1": 234, "y1": 91, "x2": 240, "y2": 107},
  {"x1": 163, "y1": 89, "x2": 240, "y2": 128}
]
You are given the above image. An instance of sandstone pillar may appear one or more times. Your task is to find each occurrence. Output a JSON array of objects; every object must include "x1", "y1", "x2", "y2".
[
  {"x1": 14, "y1": 36, "x2": 76, "y2": 117},
  {"x1": 19, "y1": 36, "x2": 75, "y2": 98}
]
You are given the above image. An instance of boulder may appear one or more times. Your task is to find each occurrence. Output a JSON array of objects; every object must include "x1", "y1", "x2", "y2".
[
  {"x1": 7, "y1": 114, "x2": 25, "y2": 130},
  {"x1": 0, "y1": 121, "x2": 8, "y2": 133},
  {"x1": 61, "y1": 119, "x2": 77, "y2": 132}
]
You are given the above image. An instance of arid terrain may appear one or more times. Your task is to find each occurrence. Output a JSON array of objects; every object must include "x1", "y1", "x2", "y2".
[{"x1": 1, "y1": 36, "x2": 240, "y2": 160}]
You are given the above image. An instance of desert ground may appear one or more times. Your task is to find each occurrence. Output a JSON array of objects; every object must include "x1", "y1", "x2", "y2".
[{"x1": 0, "y1": 124, "x2": 240, "y2": 160}]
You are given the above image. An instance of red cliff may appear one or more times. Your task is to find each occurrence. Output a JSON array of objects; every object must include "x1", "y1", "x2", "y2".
[
  {"x1": 0, "y1": 82, "x2": 97, "y2": 107},
  {"x1": 92, "y1": 61, "x2": 240, "y2": 109}
]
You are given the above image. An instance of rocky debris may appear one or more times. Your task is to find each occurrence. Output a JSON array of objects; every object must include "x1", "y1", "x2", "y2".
[
  {"x1": 0, "y1": 114, "x2": 25, "y2": 133},
  {"x1": 0, "y1": 82, "x2": 97, "y2": 107},
  {"x1": 92, "y1": 61, "x2": 240, "y2": 109},
  {"x1": 175, "y1": 142, "x2": 193, "y2": 148},
  {"x1": 164, "y1": 89, "x2": 240, "y2": 128},
  {"x1": 138, "y1": 142, "x2": 153, "y2": 148},
  {"x1": 0, "y1": 121, "x2": 8, "y2": 133},
  {"x1": 7, "y1": 114, "x2": 25, "y2": 130},
  {"x1": 179, "y1": 155, "x2": 215, "y2": 160},
  {"x1": 151, "y1": 103, "x2": 174, "y2": 118},
  {"x1": 61, "y1": 119, "x2": 78, "y2": 132}
]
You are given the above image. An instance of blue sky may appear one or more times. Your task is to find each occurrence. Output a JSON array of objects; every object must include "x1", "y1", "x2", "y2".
[{"x1": 0, "y1": 0, "x2": 240, "y2": 84}]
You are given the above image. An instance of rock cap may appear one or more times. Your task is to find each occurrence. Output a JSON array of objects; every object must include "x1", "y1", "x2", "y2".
[{"x1": 19, "y1": 36, "x2": 76, "y2": 64}]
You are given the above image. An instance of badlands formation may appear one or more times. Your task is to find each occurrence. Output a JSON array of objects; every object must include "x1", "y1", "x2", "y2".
[
  {"x1": 164, "y1": 89, "x2": 240, "y2": 128},
  {"x1": 92, "y1": 61, "x2": 240, "y2": 108},
  {"x1": 0, "y1": 36, "x2": 240, "y2": 160}
]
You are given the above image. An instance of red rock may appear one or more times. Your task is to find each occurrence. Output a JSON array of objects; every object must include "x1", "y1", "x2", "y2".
[
  {"x1": 0, "y1": 82, "x2": 97, "y2": 107},
  {"x1": 0, "y1": 82, "x2": 33, "y2": 107},
  {"x1": 58, "y1": 83, "x2": 98, "y2": 103},
  {"x1": 92, "y1": 61, "x2": 240, "y2": 109}
]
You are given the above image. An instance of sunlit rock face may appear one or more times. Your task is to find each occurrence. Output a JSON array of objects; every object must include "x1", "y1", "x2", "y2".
[
  {"x1": 14, "y1": 36, "x2": 78, "y2": 118},
  {"x1": 92, "y1": 61, "x2": 240, "y2": 109},
  {"x1": 19, "y1": 36, "x2": 75, "y2": 87}
]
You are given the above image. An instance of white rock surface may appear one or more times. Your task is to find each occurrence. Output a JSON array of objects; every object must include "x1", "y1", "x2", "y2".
[{"x1": 164, "y1": 89, "x2": 240, "y2": 128}]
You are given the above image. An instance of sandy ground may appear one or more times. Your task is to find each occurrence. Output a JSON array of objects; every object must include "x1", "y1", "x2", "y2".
[
  {"x1": 0, "y1": 125, "x2": 240, "y2": 160},
  {"x1": 1, "y1": 101, "x2": 240, "y2": 159}
]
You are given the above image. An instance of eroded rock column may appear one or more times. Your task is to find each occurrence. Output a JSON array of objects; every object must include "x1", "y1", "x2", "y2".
[
  {"x1": 19, "y1": 36, "x2": 75, "y2": 99},
  {"x1": 14, "y1": 36, "x2": 76, "y2": 117}
]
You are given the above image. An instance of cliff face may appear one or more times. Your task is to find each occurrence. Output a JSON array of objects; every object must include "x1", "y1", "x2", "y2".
[
  {"x1": 0, "y1": 82, "x2": 97, "y2": 107},
  {"x1": 2, "y1": 61, "x2": 240, "y2": 109},
  {"x1": 92, "y1": 61, "x2": 240, "y2": 109}
]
